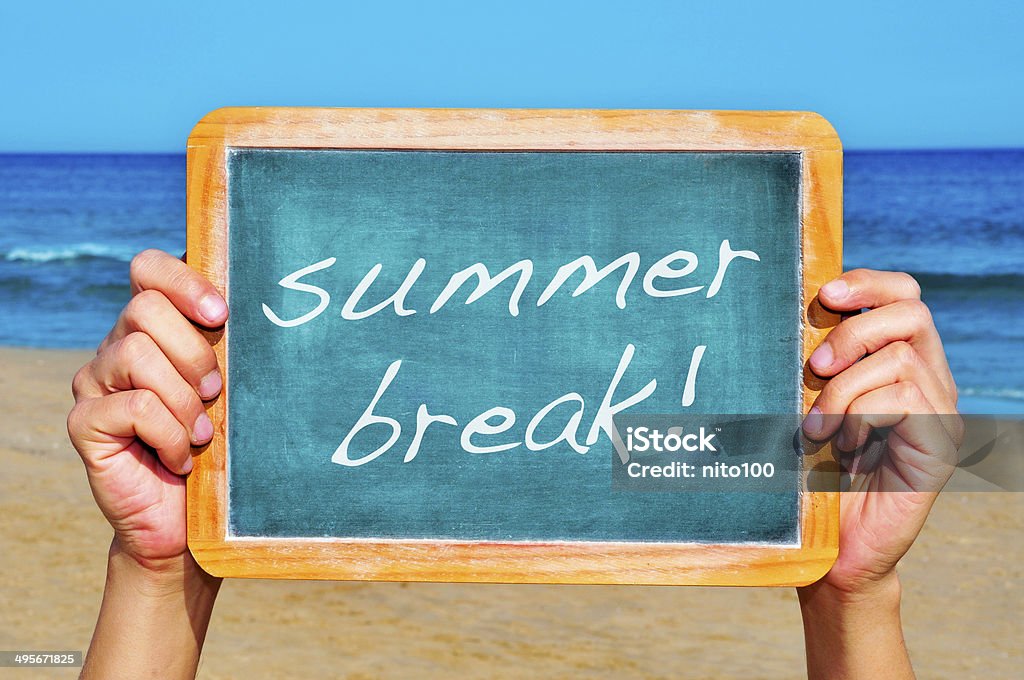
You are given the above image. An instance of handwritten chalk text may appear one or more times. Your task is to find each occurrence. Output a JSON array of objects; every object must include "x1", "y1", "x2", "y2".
[
  {"x1": 259, "y1": 240, "x2": 760, "y2": 463},
  {"x1": 261, "y1": 240, "x2": 759, "y2": 327}
]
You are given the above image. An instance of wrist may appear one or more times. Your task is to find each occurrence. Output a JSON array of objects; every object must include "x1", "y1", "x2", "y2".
[
  {"x1": 798, "y1": 572, "x2": 912, "y2": 680},
  {"x1": 106, "y1": 537, "x2": 221, "y2": 602},
  {"x1": 799, "y1": 570, "x2": 903, "y2": 615},
  {"x1": 84, "y1": 538, "x2": 221, "y2": 678}
]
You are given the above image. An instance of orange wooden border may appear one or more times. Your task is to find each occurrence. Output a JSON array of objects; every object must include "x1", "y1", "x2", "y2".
[{"x1": 186, "y1": 108, "x2": 841, "y2": 585}]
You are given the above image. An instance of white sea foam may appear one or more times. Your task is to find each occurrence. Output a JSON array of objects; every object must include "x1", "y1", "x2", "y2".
[
  {"x1": 4, "y1": 242, "x2": 136, "y2": 263},
  {"x1": 960, "y1": 387, "x2": 1024, "y2": 402}
]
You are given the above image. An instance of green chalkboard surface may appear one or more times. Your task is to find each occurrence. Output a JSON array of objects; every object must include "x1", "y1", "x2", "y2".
[{"x1": 226, "y1": 149, "x2": 803, "y2": 543}]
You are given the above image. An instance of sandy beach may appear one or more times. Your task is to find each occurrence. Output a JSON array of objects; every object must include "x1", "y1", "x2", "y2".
[{"x1": 1, "y1": 346, "x2": 1019, "y2": 679}]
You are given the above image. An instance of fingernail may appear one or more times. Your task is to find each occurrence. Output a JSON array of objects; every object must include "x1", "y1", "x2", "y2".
[
  {"x1": 820, "y1": 279, "x2": 849, "y2": 301},
  {"x1": 809, "y1": 342, "x2": 834, "y2": 371},
  {"x1": 193, "y1": 413, "x2": 214, "y2": 443},
  {"x1": 199, "y1": 295, "x2": 227, "y2": 324},
  {"x1": 802, "y1": 406, "x2": 824, "y2": 437},
  {"x1": 182, "y1": 456, "x2": 193, "y2": 474},
  {"x1": 199, "y1": 371, "x2": 222, "y2": 400}
]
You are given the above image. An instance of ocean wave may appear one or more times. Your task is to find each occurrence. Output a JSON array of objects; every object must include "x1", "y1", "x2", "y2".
[
  {"x1": 960, "y1": 387, "x2": 1024, "y2": 402},
  {"x1": 3, "y1": 242, "x2": 137, "y2": 264}
]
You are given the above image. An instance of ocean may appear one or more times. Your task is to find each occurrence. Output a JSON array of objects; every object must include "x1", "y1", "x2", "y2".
[{"x1": 0, "y1": 151, "x2": 1021, "y2": 414}]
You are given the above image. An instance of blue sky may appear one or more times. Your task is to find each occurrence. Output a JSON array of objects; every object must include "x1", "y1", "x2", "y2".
[{"x1": 1, "y1": 1, "x2": 1020, "y2": 151}]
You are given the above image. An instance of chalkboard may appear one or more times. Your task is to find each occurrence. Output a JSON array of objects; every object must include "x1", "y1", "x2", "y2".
[{"x1": 186, "y1": 108, "x2": 842, "y2": 586}]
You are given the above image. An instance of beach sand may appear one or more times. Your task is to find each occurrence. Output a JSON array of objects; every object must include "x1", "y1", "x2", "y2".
[{"x1": 1, "y1": 346, "x2": 1019, "y2": 679}]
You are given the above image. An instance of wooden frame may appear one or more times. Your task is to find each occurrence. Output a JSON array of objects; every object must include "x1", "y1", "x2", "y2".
[{"x1": 186, "y1": 108, "x2": 842, "y2": 585}]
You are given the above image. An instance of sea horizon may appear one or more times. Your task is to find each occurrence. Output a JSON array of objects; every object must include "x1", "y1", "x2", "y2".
[{"x1": 2, "y1": 147, "x2": 1024, "y2": 157}]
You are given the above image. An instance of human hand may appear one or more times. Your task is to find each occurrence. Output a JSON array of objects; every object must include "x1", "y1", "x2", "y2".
[
  {"x1": 797, "y1": 269, "x2": 962, "y2": 679},
  {"x1": 69, "y1": 249, "x2": 227, "y2": 679},
  {"x1": 801, "y1": 268, "x2": 963, "y2": 597},
  {"x1": 67, "y1": 249, "x2": 227, "y2": 571}
]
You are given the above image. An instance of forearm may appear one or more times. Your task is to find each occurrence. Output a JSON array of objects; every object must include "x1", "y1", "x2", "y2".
[
  {"x1": 82, "y1": 539, "x2": 221, "y2": 679},
  {"x1": 799, "y1": 572, "x2": 913, "y2": 680}
]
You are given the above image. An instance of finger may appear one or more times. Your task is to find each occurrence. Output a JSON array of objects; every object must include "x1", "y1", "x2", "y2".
[
  {"x1": 805, "y1": 341, "x2": 962, "y2": 443},
  {"x1": 98, "y1": 290, "x2": 222, "y2": 397},
  {"x1": 78, "y1": 332, "x2": 214, "y2": 445},
  {"x1": 818, "y1": 268, "x2": 921, "y2": 312},
  {"x1": 837, "y1": 381, "x2": 935, "y2": 452},
  {"x1": 836, "y1": 383, "x2": 957, "y2": 492},
  {"x1": 68, "y1": 390, "x2": 193, "y2": 475},
  {"x1": 129, "y1": 249, "x2": 227, "y2": 327},
  {"x1": 807, "y1": 298, "x2": 955, "y2": 394}
]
